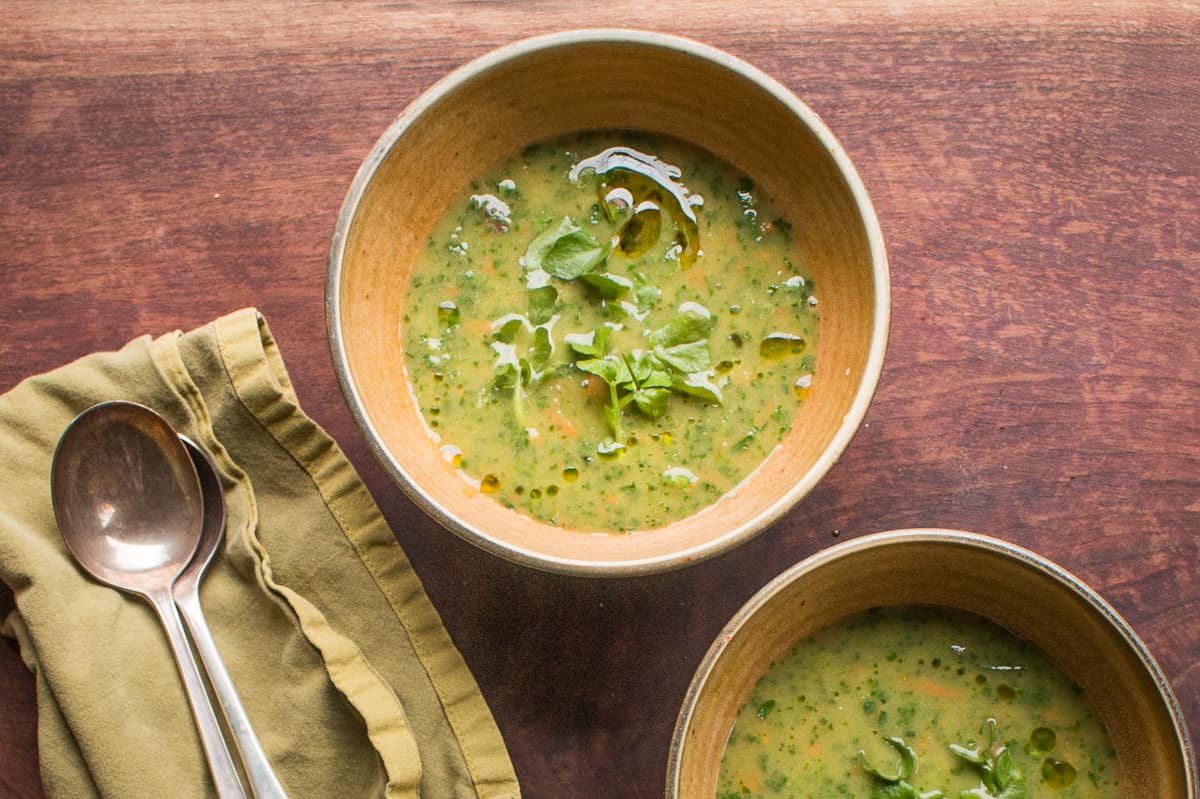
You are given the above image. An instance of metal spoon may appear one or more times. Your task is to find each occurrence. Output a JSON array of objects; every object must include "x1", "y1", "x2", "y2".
[
  {"x1": 175, "y1": 438, "x2": 288, "y2": 799},
  {"x1": 51, "y1": 401, "x2": 247, "y2": 799}
]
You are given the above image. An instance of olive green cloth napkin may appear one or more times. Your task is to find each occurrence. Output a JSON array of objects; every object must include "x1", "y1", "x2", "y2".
[{"x1": 0, "y1": 309, "x2": 520, "y2": 799}]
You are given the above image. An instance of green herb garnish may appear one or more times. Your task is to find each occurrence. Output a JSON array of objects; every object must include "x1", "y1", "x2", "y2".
[
  {"x1": 525, "y1": 269, "x2": 559, "y2": 324},
  {"x1": 620, "y1": 352, "x2": 672, "y2": 419},
  {"x1": 858, "y1": 737, "x2": 944, "y2": 799},
  {"x1": 503, "y1": 163, "x2": 728, "y2": 445},
  {"x1": 649, "y1": 302, "x2": 713, "y2": 349},
  {"x1": 950, "y1": 719, "x2": 1028, "y2": 799},
  {"x1": 669, "y1": 372, "x2": 722, "y2": 404},
  {"x1": 491, "y1": 342, "x2": 533, "y2": 423},
  {"x1": 524, "y1": 216, "x2": 611, "y2": 280},
  {"x1": 491, "y1": 313, "x2": 528, "y2": 343},
  {"x1": 579, "y1": 270, "x2": 633, "y2": 299},
  {"x1": 575, "y1": 355, "x2": 632, "y2": 440},
  {"x1": 563, "y1": 326, "x2": 613, "y2": 359},
  {"x1": 632, "y1": 275, "x2": 661, "y2": 314},
  {"x1": 570, "y1": 303, "x2": 721, "y2": 440},
  {"x1": 489, "y1": 313, "x2": 558, "y2": 423}
]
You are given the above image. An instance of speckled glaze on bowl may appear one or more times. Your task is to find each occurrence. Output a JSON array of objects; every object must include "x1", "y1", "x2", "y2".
[
  {"x1": 667, "y1": 529, "x2": 1196, "y2": 798},
  {"x1": 327, "y1": 30, "x2": 889, "y2": 575}
]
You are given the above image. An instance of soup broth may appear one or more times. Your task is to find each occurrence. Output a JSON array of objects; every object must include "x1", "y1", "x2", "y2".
[
  {"x1": 401, "y1": 131, "x2": 819, "y2": 531},
  {"x1": 718, "y1": 606, "x2": 1120, "y2": 799}
]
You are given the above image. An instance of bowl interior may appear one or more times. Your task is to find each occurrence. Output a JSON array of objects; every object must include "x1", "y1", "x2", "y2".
[
  {"x1": 669, "y1": 532, "x2": 1194, "y2": 798},
  {"x1": 333, "y1": 33, "x2": 886, "y2": 571}
]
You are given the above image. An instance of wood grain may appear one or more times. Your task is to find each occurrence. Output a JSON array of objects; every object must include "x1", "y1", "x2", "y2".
[{"x1": 2, "y1": 3, "x2": 1197, "y2": 797}]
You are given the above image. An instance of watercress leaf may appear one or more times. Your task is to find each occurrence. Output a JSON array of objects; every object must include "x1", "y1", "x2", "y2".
[
  {"x1": 493, "y1": 362, "x2": 532, "y2": 393},
  {"x1": 490, "y1": 342, "x2": 531, "y2": 422},
  {"x1": 651, "y1": 304, "x2": 714, "y2": 347},
  {"x1": 655, "y1": 338, "x2": 711, "y2": 373},
  {"x1": 525, "y1": 267, "x2": 553, "y2": 289},
  {"x1": 547, "y1": 231, "x2": 610, "y2": 279},
  {"x1": 918, "y1": 792, "x2": 946, "y2": 799},
  {"x1": 576, "y1": 357, "x2": 615, "y2": 382},
  {"x1": 523, "y1": 217, "x2": 577, "y2": 272},
  {"x1": 528, "y1": 285, "x2": 558, "y2": 324},
  {"x1": 991, "y1": 751, "x2": 1026, "y2": 799},
  {"x1": 949, "y1": 744, "x2": 987, "y2": 765},
  {"x1": 981, "y1": 718, "x2": 999, "y2": 749},
  {"x1": 579, "y1": 270, "x2": 633, "y2": 299},
  {"x1": 624, "y1": 351, "x2": 655, "y2": 386},
  {"x1": 531, "y1": 326, "x2": 553, "y2": 369},
  {"x1": 671, "y1": 372, "x2": 723, "y2": 404},
  {"x1": 536, "y1": 224, "x2": 612, "y2": 280},
  {"x1": 492, "y1": 361, "x2": 516, "y2": 386},
  {"x1": 633, "y1": 386, "x2": 670, "y2": 418},
  {"x1": 492, "y1": 343, "x2": 532, "y2": 380},
  {"x1": 643, "y1": 367, "x2": 673, "y2": 389},
  {"x1": 491, "y1": 313, "x2": 531, "y2": 342},
  {"x1": 860, "y1": 738, "x2": 917, "y2": 783},
  {"x1": 998, "y1": 781, "x2": 1027, "y2": 799},
  {"x1": 564, "y1": 326, "x2": 614, "y2": 359},
  {"x1": 633, "y1": 275, "x2": 661, "y2": 314},
  {"x1": 859, "y1": 749, "x2": 900, "y2": 783},
  {"x1": 575, "y1": 353, "x2": 633, "y2": 438},
  {"x1": 953, "y1": 720, "x2": 1026, "y2": 799},
  {"x1": 871, "y1": 783, "x2": 920, "y2": 799},
  {"x1": 564, "y1": 331, "x2": 599, "y2": 357},
  {"x1": 888, "y1": 738, "x2": 918, "y2": 781},
  {"x1": 576, "y1": 355, "x2": 631, "y2": 387},
  {"x1": 594, "y1": 324, "x2": 613, "y2": 354}
]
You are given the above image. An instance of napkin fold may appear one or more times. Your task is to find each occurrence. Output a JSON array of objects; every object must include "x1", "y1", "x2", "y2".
[{"x1": 0, "y1": 309, "x2": 520, "y2": 799}]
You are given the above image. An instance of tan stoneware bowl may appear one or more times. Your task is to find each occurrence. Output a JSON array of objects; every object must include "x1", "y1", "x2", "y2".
[
  {"x1": 667, "y1": 529, "x2": 1197, "y2": 798},
  {"x1": 327, "y1": 30, "x2": 889, "y2": 575}
]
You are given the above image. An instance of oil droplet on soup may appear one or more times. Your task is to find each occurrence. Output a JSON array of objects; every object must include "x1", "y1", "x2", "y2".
[
  {"x1": 400, "y1": 131, "x2": 820, "y2": 531},
  {"x1": 717, "y1": 606, "x2": 1120, "y2": 799}
]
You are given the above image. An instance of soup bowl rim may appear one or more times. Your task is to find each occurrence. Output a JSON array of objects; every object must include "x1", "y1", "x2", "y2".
[
  {"x1": 326, "y1": 28, "x2": 891, "y2": 575},
  {"x1": 665, "y1": 527, "x2": 1197, "y2": 797}
]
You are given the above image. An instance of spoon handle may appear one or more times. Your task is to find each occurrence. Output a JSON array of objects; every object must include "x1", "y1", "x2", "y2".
[
  {"x1": 175, "y1": 586, "x2": 289, "y2": 799},
  {"x1": 147, "y1": 589, "x2": 249, "y2": 799}
]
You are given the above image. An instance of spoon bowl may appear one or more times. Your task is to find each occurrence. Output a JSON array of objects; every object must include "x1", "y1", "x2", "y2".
[{"x1": 51, "y1": 401, "x2": 202, "y2": 587}]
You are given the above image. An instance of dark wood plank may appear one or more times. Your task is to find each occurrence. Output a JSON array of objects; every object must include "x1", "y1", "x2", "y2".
[{"x1": 2, "y1": 3, "x2": 1197, "y2": 797}]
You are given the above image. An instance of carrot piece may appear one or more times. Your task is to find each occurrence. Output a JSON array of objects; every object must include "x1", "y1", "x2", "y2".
[
  {"x1": 910, "y1": 678, "x2": 962, "y2": 700},
  {"x1": 545, "y1": 406, "x2": 577, "y2": 438}
]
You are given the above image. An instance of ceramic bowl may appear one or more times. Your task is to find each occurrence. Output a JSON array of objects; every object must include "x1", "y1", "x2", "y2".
[
  {"x1": 327, "y1": 30, "x2": 889, "y2": 575},
  {"x1": 667, "y1": 529, "x2": 1196, "y2": 798}
]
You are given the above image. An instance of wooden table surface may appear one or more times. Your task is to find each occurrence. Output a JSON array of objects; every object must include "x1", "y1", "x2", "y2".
[{"x1": 2, "y1": 3, "x2": 1197, "y2": 797}]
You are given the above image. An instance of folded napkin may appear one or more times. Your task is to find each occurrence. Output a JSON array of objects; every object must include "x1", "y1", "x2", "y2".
[{"x1": 0, "y1": 309, "x2": 520, "y2": 799}]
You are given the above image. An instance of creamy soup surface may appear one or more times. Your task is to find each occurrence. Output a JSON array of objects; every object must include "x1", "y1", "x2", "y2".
[
  {"x1": 718, "y1": 606, "x2": 1120, "y2": 799},
  {"x1": 401, "y1": 131, "x2": 819, "y2": 531}
]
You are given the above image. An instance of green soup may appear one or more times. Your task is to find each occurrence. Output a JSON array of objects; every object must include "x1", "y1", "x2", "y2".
[
  {"x1": 401, "y1": 131, "x2": 819, "y2": 531},
  {"x1": 718, "y1": 607, "x2": 1120, "y2": 799}
]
